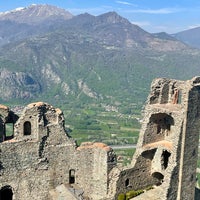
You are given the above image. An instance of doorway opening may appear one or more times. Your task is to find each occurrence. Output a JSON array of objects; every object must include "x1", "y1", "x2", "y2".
[{"x1": 0, "y1": 185, "x2": 13, "y2": 200}]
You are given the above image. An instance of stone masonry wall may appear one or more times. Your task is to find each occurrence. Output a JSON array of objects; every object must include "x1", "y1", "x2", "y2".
[
  {"x1": 178, "y1": 84, "x2": 200, "y2": 199},
  {"x1": 0, "y1": 102, "x2": 78, "y2": 200},
  {"x1": 76, "y1": 142, "x2": 116, "y2": 200}
]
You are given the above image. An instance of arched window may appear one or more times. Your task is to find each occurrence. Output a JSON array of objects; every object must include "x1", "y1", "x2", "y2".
[
  {"x1": 69, "y1": 169, "x2": 75, "y2": 184},
  {"x1": 24, "y1": 121, "x2": 31, "y2": 135},
  {"x1": 0, "y1": 185, "x2": 13, "y2": 200}
]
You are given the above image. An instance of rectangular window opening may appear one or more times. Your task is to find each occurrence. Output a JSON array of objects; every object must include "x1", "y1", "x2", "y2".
[
  {"x1": 5, "y1": 123, "x2": 14, "y2": 140},
  {"x1": 69, "y1": 169, "x2": 75, "y2": 184},
  {"x1": 178, "y1": 90, "x2": 182, "y2": 104}
]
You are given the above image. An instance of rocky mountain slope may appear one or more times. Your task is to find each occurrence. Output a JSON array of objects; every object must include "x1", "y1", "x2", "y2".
[
  {"x1": 0, "y1": 4, "x2": 200, "y2": 110},
  {"x1": 0, "y1": 4, "x2": 73, "y2": 24},
  {"x1": 0, "y1": 4, "x2": 73, "y2": 47}
]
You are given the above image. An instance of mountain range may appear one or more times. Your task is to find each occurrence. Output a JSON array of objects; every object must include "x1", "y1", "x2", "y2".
[
  {"x1": 0, "y1": 4, "x2": 200, "y2": 111},
  {"x1": 172, "y1": 27, "x2": 200, "y2": 49}
]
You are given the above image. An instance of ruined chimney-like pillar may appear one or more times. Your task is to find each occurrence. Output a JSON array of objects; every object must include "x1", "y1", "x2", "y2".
[{"x1": 113, "y1": 77, "x2": 200, "y2": 200}]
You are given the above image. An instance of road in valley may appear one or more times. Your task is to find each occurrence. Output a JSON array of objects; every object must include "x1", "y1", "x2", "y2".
[{"x1": 110, "y1": 144, "x2": 136, "y2": 149}]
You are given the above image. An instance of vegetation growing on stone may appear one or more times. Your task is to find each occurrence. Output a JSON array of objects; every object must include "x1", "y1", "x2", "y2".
[{"x1": 117, "y1": 187, "x2": 153, "y2": 200}]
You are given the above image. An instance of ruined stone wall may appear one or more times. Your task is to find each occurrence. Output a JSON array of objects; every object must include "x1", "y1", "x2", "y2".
[
  {"x1": 0, "y1": 102, "x2": 115, "y2": 200},
  {"x1": 0, "y1": 102, "x2": 77, "y2": 200},
  {"x1": 0, "y1": 141, "x2": 51, "y2": 199}
]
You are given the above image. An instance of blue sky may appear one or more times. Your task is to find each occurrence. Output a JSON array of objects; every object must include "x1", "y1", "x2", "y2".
[{"x1": 1, "y1": 0, "x2": 200, "y2": 33}]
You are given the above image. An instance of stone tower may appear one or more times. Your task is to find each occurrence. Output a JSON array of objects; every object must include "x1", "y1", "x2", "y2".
[{"x1": 112, "y1": 77, "x2": 200, "y2": 200}]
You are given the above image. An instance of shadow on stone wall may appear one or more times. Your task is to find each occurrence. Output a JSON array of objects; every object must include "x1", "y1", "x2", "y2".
[{"x1": 195, "y1": 187, "x2": 200, "y2": 200}]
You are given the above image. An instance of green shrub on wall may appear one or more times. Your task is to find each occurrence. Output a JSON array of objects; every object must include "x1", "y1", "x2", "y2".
[
  {"x1": 117, "y1": 186, "x2": 153, "y2": 200},
  {"x1": 117, "y1": 193, "x2": 126, "y2": 200},
  {"x1": 125, "y1": 190, "x2": 144, "y2": 200},
  {"x1": 145, "y1": 185, "x2": 154, "y2": 191}
]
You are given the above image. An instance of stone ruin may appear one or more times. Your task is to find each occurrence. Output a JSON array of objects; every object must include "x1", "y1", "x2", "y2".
[{"x1": 0, "y1": 77, "x2": 200, "y2": 200}]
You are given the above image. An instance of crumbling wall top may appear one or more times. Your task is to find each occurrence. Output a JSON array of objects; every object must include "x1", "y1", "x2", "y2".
[
  {"x1": 55, "y1": 108, "x2": 62, "y2": 115},
  {"x1": 27, "y1": 102, "x2": 46, "y2": 108},
  {"x1": 77, "y1": 142, "x2": 112, "y2": 152},
  {"x1": 0, "y1": 104, "x2": 10, "y2": 119},
  {"x1": 0, "y1": 104, "x2": 9, "y2": 111},
  {"x1": 26, "y1": 102, "x2": 63, "y2": 116},
  {"x1": 191, "y1": 76, "x2": 200, "y2": 84},
  {"x1": 143, "y1": 140, "x2": 173, "y2": 151}
]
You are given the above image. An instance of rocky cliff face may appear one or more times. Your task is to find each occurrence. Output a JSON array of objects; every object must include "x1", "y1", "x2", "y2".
[{"x1": 0, "y1": 69, "x2": 40, "y2": 100}]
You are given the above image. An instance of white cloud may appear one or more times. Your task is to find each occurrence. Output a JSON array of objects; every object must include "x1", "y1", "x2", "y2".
[
  {"x1": 116, "y1": 1, "x2": 136, "y2": 6},
  {"x1": 188, "y1": 24, "x2": 200, "y2": 29},
  {"x1": 125, "y1": 8, "x2": 183, "y2": 14}
]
